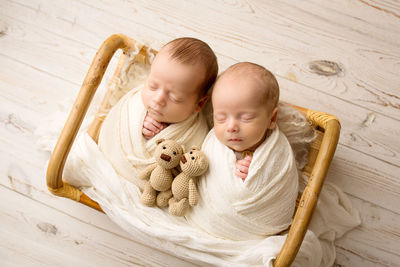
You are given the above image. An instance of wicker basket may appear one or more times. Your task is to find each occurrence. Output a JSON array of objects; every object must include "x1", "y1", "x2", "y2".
[{"x1": 46, "y1": 34, "x2": 340, "y2": 267}]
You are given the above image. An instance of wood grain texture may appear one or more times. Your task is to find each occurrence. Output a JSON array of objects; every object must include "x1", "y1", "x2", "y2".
[
  {"x1": 1, "y1": 0, "x2": 400, "y2": 266},
  {"x1": 335, "y1": 196, "x2": 400, "y2": 266}
]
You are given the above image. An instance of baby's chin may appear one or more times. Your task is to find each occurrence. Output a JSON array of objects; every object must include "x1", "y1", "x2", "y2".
[
  {"x1": 147, "y1": 111, "x2": 187, "y2": 124},
  {"x1": 222, "y1": 140, "x2": 251, "y2": 153}
]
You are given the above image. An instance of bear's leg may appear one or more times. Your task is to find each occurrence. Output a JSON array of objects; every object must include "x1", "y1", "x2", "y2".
[
  {"x1": 141, "y1": 182, "x2": 157, "y2": 206},
  {"x1": 157, "y1": 190, "x2": 172, "y2": 208},
  {"x1": 168, "y1": 198, "x2": 189, "y2": 217}
]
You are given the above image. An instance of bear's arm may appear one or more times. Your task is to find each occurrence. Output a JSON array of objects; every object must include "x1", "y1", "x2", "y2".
[
  {"x1": 138, "y1": 163, "x2": 158, "y2": 180},
  {"x1": 188, "y1": 179, "x2": 198, "y2": 206},
  {"x1": 171, "y1": 167, "x2": 180, "y2": 177}
]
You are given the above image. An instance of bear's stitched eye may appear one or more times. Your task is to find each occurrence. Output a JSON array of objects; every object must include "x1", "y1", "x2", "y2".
[
  {"x1": 190, "y1": 151, "x2": 193, "y2": 154},
  {"x1": 191, "y1": 157, "x2": 195, "y2": 160},
  {"x1": 173, "y1": 151, "x2": 177, "y2": 155},
  {"x1": 163, "y1": 146, "x2": 166, "y2": 149}
]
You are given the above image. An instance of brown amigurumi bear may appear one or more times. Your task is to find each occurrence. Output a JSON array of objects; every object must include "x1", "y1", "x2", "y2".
[
  {"x1": 139, "y1": 139, "x2": 184, "y2": 207},
  {"x1": 169, "y1": 146, "x2": 209, "y2": 216}
]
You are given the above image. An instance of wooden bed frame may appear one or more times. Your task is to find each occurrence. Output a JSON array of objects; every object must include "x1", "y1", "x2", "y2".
[{"x1": 46, "y1": 34, "x2": 340, "y2": 267}]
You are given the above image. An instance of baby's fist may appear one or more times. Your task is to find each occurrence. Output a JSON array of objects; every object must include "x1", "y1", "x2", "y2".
[
  {"x1": 235, "y1": 155, "x2": 252, "y2": 182},
  {"x1": 142, "y1": 113, "x2": 167, "y2": 139}
]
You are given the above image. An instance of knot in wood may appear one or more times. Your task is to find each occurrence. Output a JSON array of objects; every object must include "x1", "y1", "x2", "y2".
[{"x1": 309, "y1": 60, "x2": 343, "y2": 76}]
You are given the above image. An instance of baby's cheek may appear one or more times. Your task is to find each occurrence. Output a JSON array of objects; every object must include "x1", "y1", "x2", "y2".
[
  {"x1": 170, "y1": 103, "x2": 195, "y2": 122},
  {"x1": 214, "y1": 126, "x2": 227, "y2": 144},
  {"x1": 141, "y1": 90, "x2": 150, "y2": 107}
]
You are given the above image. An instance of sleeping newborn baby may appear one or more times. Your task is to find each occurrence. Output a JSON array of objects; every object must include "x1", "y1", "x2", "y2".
[
  {"x1": 213, "y1": 62, "x2": 279, "y2": 182},
  {"x1": 98, "y1": 37, "x2": 218, "y2": 190},
  {"x1": 186, "y1": 62, "x2": 299, "y2": 240}
]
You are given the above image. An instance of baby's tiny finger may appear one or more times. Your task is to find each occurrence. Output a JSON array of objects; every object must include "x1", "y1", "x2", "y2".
[
  {"x1": 142, "y1": 128, "x2": 155, "y2": 138},
  {"x1": 146, "y1": 115, "x2": 164, "y2": 130},
  {"x1": 235, "y1": 170, "x2": 247, "y2": 180},
  {"x1": 242, "y1": 158, "x2": 252, "y2": 166},
  {"x1": 236, "y1": 159, "x2": 249, "y2": 168},
  {"x1": 235, "y1": 161, "x2": 241, "y2": 169},
  {"x1": 143, "y1": 121, "x2": 159, "y2": 133},
  {"x1": 237, "y1": 164, "x2": 249, "y2": 174}
]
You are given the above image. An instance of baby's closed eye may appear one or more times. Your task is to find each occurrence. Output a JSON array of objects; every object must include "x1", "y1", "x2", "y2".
[
  {"x1": 148, "y1": 81, "x2": 158, "y2": 90},
  {"x1": 214, "y1": 113, "x2": 226, "y2": 123},
  {"x1": 240, "y1": 114, "x2": 255, "y2": 122},
  {"x1": 169, "y1": 93, "x2": 184, "y2": 103}
]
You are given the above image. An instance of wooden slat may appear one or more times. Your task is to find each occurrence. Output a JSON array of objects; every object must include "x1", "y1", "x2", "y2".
[{"x1": 335, "y1": 196, "x2": 400, "y2": 266}]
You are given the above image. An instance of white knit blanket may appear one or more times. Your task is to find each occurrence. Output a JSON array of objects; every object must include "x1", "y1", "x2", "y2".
[
  {"x1": 186, "y1": 127, "x2": 298, "y2": 240},
  {"x1": 96, "y1": 85, "x2": 209, "y2": 190}
]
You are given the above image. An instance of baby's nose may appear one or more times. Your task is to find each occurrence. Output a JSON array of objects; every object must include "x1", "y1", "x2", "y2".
[
  {"x1": 153, "y1": 90, "x2": 166, "y2": 106},
  {"x1": 227, "y1": 119, "x2": 239, "y2": 132}
]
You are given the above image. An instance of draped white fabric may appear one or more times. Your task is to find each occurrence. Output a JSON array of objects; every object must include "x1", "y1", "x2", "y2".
[
  {"x1": 62, "y1": 130, "x2": 359, "y2": 266},
  {"x1": 65, "y1": 132, "x2": 323, "y2": 266}
]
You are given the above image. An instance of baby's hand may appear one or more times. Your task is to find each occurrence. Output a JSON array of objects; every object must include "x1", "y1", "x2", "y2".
[
  {"x1": 235, "y1": 155, "x2": 253, "y2": 182},
  {"x1": 142, "y1": 113, "x2": 168, "y2": 139}
]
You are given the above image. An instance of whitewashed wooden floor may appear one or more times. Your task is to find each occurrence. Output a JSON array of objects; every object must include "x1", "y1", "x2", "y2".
[{"x1": 1, "y1": 0, "x2": 399, "y2": 266}]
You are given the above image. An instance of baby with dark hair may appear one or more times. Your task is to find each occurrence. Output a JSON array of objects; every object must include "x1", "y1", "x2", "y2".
[{"x1": 141, "y1": 37, "x2": 218, "y2": 139}]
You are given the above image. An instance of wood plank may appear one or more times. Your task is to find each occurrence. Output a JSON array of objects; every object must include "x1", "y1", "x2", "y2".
[
  {"x1": 0, "y1": 17, "x2": 91, "y2": 87},
  {"x1": 328, "y1": 145, "x2": 400, "y2": 214},
  {"x1": 0, "y1": 185, "x2": 197, "y2": 267},
  {"x1": 334, "y1": 196, "x2": 400, "y2": 267},
  {"x1": 335, "y1": 248, "x2": 387, "y2": 267},
  {"x1": 0, "y1": 52, "x2": 110, "y2": 127},
  {"x1": 279, "y1": 77, "x2": 400, "y2": 167}
]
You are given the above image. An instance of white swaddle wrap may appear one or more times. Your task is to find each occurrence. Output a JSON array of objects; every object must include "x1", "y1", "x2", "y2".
[
  {"x1": 187, "y1": 127, "x2": 298, "y2": 240},
  {"x1": 97, "y1": 84, "x2": 209, "y2": 190}
]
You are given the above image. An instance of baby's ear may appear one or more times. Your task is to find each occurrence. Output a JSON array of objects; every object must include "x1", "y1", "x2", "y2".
[
  {"x1": 268, "y1": 107, "x2": 278, "y2": 130},
  {"x1": 156, "y1": 138, "x2": 165, "y2": 145},
  {"x1": 194, "y1": 94, "x2": 209, "y2": 112}
]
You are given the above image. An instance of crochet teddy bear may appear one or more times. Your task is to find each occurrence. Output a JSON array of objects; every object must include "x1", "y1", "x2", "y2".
[
  {"x1": 139, "y1": 139, "x2": 184, "y2": 207},
  {"x1": 168, "y1": 146, "x2": 209, "y2": 216}
]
